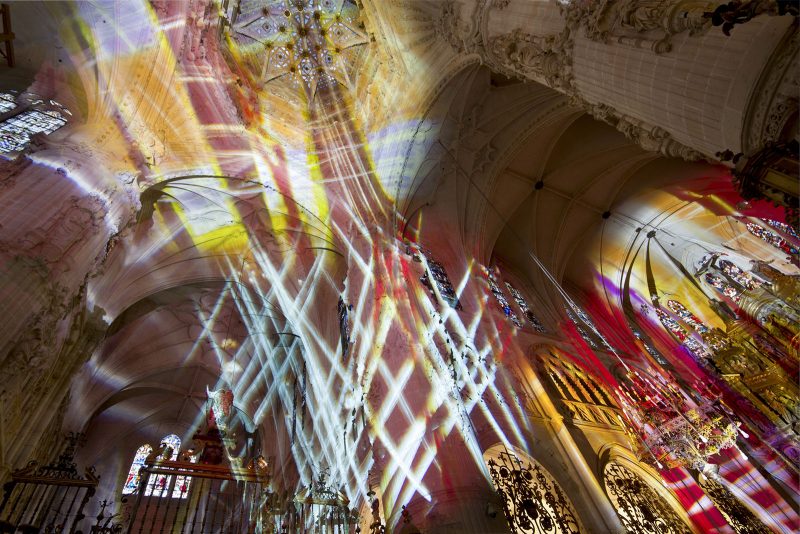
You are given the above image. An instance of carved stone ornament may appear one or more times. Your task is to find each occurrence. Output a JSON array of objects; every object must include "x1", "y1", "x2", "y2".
[
  {"x1": 742, "y1": 26, "x2": 799, "y2": 155},
  {"x1": 434, "y1": 2, "x2": 704, "y2": 161},
  {"x1": 435, "y1": 0, "x2": 486, "y2": 55},
  {"x1": 486, "y1": 28, "x2": 575, "y2": 91},
  {"x1": 587, "y1": 104, "x2": 704, "y2": 160},
  {"x1": 559, "y1": 0, "x2": 715, "y2": 54}
]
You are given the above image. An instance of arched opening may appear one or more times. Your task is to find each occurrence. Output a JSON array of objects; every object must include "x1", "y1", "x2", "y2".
[
  {"x1": 601, "y1": 458, "x2": 691, "y2": 534},
  {"x1": 483, "y1": 444, "x2": 582, "y2": 534}
]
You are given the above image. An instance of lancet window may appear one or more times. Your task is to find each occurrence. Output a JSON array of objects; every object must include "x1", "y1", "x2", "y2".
[
  {"x1": 655, "y1": 308, "x2": 709, "y2": 359},
  {"x1": 417, "y1": 248, "x2": 460, "y2": 309},
  {"x1": 655, "y1": 308, "x2": 688, "y2": 341},
  {"x1": 337, "y1": 296, "x2": 351, "y2": 357},
  {"x1": 705, "y1": 273, "x2": 740, "y2": 300},
  {"x1": 0, "y1": 93, "x2": 68, "y2": 156},
  {"x1": 717, "y1": 260, "x2": 760, "y2": 290},
  {"x1": 122, "y1": 444, "x2": 152, "y2": 495},
  {"x1": 633, "y1": 329, "x2": 667, "y2": 363},
  {"x1": 765, "y1": 219, "x2": 799, "y2": 240},
  {"x1": 123, "y1": 434, "x2": 193, "y2": 499},
  {"x1": 486, "y1": 267, "x2": 523, "y2": 327},
  {"x1": 603, "y1": 462, "x2": 691, "y2": 534},
  {"x1": 745, "y1": 222, "x2": 799, "y2": 257},
  {"x1": 505, "y1": 281, "x2": 546, "y2": 332},
  {"x1": 665, "y1": 300, "x2": 708, "y2": 333},
  {"x1": 486, "y1": 448, "x2": 581, "y2": 534}
]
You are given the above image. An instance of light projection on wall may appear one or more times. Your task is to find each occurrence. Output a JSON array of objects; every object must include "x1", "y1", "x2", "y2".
[{"x1": 44, "y1": 0, "x2": 800, "y2": 531}]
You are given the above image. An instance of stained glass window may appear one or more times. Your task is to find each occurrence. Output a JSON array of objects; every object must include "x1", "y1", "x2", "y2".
[
  {"x1": 124, "y1": 434, "x2": 192, "y2": 499},
  {"x1": 505, "y1": 281, "x2": 546, "y2": 332},
  {"x1": 145, "y1": 434, "x2": 181, "y2": 498},
  {"x1": 486, "y1": 268, "x2": 523, "y2": 327},
  {"x1": 746, "y1": 222, "x2": 799, "y2": 257},
  {"x1": 656, "y1": 309, "x2": 687, "y2": 341},
  {"x1": 705, "y1": 273, "x2": 740, "y2": 300},
  {"x1": 566, "y1": 307, "x2": 611, "y2": 350},
  {"x1": 417, "y1": 248, "x2": 460, "y2": 309},
  {"x1": 0, "y1": 108, "x2": 67, "y2": 155},
  {"x1": 717, "y1": 260, "x2": 759, "y2": 290},
  {"x1": 122, "y1": 444, "x2": 153, "y2": 495},
  {"x1": 0, "y1": 93, "x2": 16, "y2": 114},
  {"x1": 665, "y1": 300, "x2": 708, "y2": 333},
  {"x1": 765, "y1": 219, "x2": 799, "y2": 241},
  {"x1": 337, "y1": 296, "x2": 351, "y2": 357},
  {"x1": 655, "y1": 308, "x2": 710, "y2": 358},
  {"x1": 172, "y1": 453, "x2": 197, "y2": 499}
]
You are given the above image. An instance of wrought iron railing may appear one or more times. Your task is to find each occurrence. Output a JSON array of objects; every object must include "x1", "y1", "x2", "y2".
[
  {"x1": 0, "y1": 434, "x2": 98, "y2": 534},
  {"x1": 126, "y1": 460, "x2": 269, "y2": 534}
]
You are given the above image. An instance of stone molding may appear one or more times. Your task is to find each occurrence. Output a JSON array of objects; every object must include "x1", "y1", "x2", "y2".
[
  {"x1": 486, "y1": 28, "x2": 575, "y2": 91},
  {"x1": 741, "y1": 24, "x2": 799, "y2": 155},
  {"x1": 559, "y1": 0, "x2": 715, "y2": 54},
  {"x1": 433, "y1": 0, "x2": 705, "y2": 161},
  {"x1": 587, "y1": 104, "x2": 705, "y2": 161}
]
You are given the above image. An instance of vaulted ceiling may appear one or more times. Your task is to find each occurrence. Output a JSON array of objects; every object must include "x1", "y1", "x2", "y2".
[{"x1": 3, "y1": 0, "x2": 790, "y2": 498}]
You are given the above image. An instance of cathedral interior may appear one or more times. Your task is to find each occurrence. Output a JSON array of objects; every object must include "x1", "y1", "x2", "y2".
[{"x1": 0, "y1": 0, "x2": 798, "y2": 532}]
